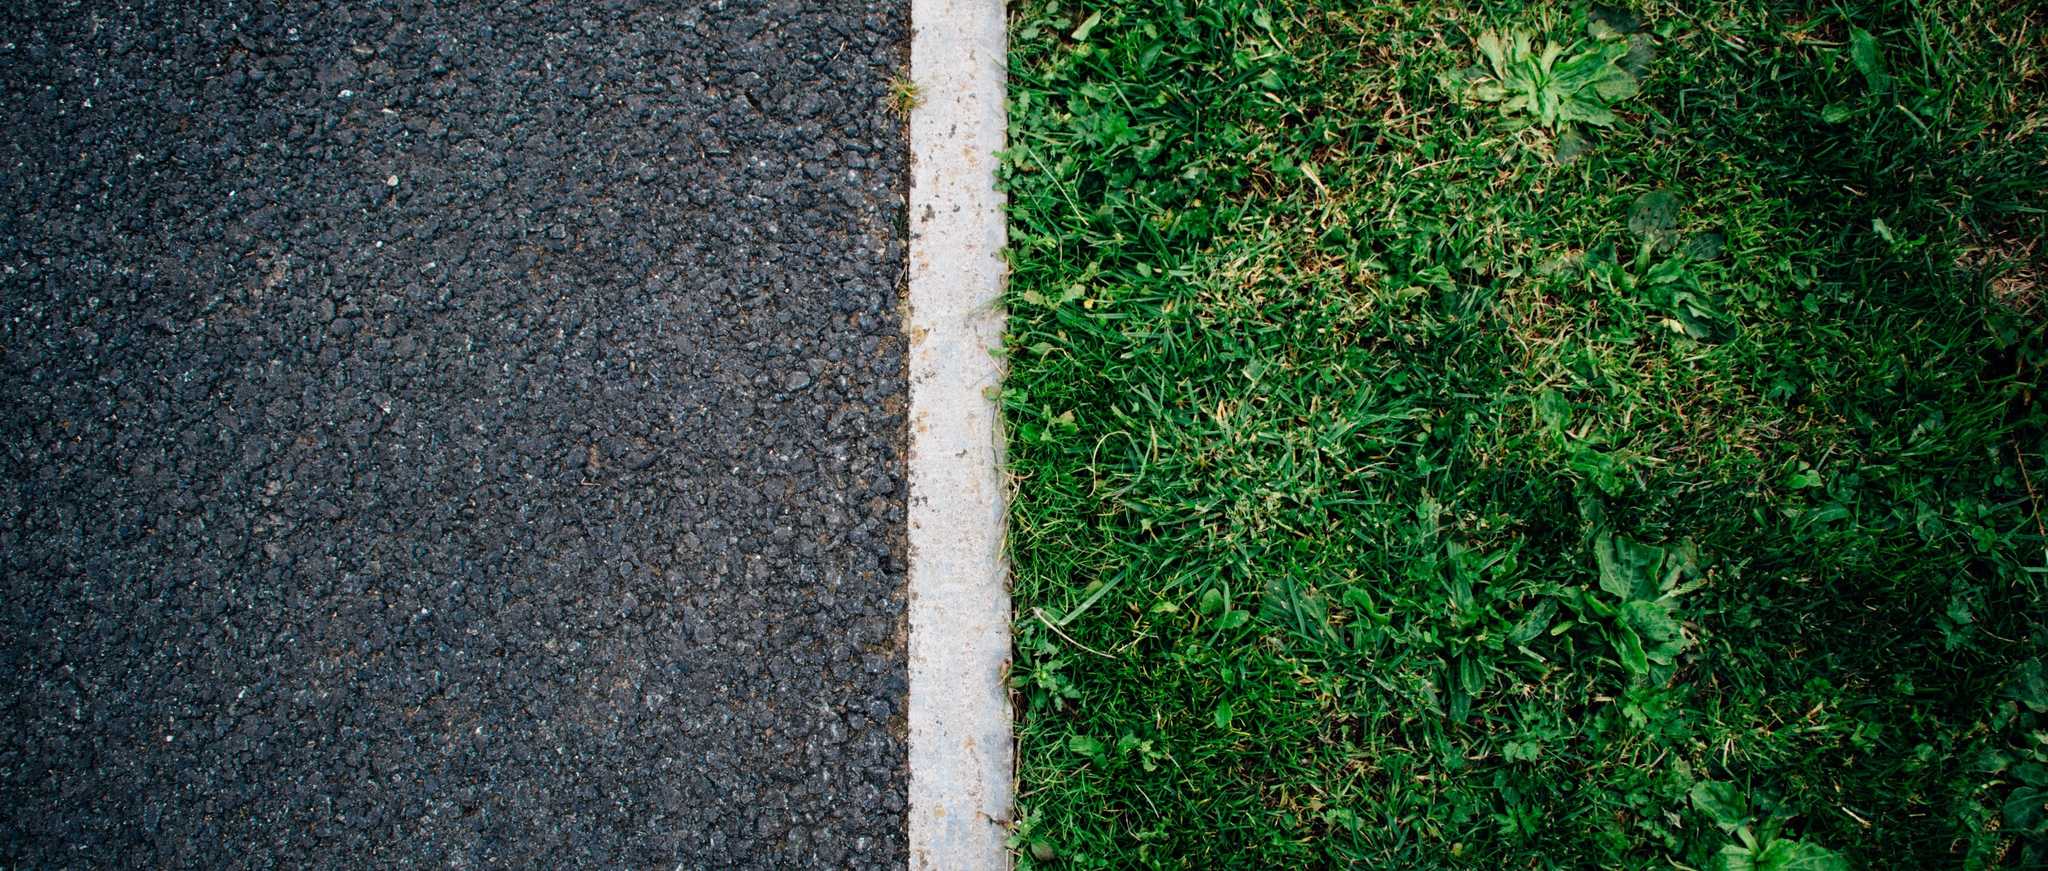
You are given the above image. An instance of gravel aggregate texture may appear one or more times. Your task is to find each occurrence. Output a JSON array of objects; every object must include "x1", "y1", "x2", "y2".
[{"x1": 0, "y1": 1, "x2": 910, "y2": 867}]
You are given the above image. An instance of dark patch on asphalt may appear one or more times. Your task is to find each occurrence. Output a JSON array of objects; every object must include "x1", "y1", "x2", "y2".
[{"x1": 0, "y1": 1, "x2": 909, "y2": 866}]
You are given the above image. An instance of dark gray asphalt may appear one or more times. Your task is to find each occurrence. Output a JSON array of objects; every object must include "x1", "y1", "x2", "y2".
[{"x1": 0, "y1": 1, "x2": 909, "y2": 867}]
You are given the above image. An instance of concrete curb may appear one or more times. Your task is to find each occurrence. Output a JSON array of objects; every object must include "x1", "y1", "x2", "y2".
[{"x1": 904, "y1": 0, "x2": 1011, "y2": 869}]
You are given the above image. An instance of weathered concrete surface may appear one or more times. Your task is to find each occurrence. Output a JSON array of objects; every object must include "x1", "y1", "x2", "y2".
[{"x1": 905, "y1": 0, "x2": 1012, "y2": 867}]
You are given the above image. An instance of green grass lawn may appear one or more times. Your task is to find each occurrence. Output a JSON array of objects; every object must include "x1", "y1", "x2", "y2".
[{"x1": 999, "y1": 1, "x2": 2047, "y2": 866}]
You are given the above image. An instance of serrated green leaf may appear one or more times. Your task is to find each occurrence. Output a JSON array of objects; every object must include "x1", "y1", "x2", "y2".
[
  {"x1": 1622, "y1": 33, "x2": 1657, "y2": 77},
  {"x1": 1587, "y1": 5, "x2": 1641, "y2": 39},
  {"x1": 1567, "y1": 101, "x2": 1618, "y2": 127},
  {"x1": 1476, "y1": 31, "x2": 1508, "y2": 75},
  {"x1": 2005, "y1": 785, "x2": 2047, "y2": 831},
  {"x1": 1628, "y1": 190, "x2": 1681, "y2": 246},
  {"x1": 1595, "y1": 531, "x2": 1670, "y2": 601},
  {"x1": 1690, "y1": 780, "x2": 1750, "y2": 832},
  {"x1": 1534, "y1": 389, "x2": 1572, "y2": 432},
  {"x1": 1848, "y1": 26, "x2": 1889, "y2": 92},
  {"x1": 1716, "y1": 844, "x2": 1759, "y2": 871},
  {"x1": 1594, "y1": 69, "x2": 1639, "y2": 101},
  {"x1": 1613, "y1": 622, "x2": 1649, "y2": 675},
  {"x1": 1508, "y1": 598, "x2": 1558, "y2": 644},
  {"x1": 1620, "y1": 598, "x2": 1681, "y2": 643},
  {"x1": 1070, "y1": 11, "x2": 1102, "y2": 42},
  {"x1": 1753, "y1": 838, "x2": 1850, "y2": 871}
]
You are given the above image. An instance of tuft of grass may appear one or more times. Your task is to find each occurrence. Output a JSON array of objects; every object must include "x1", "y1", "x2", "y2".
[
  {"x1": 888, "y1": 74, "x2": 923, "y2": 116},
  {"x1": 1001, "y1": 0, "x2": 2048, "y2": 867}
]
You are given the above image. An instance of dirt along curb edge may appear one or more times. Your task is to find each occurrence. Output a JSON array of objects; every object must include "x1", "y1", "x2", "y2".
[{"x1": 904, "y1": 0, "x2": 1012, "y2": 868}]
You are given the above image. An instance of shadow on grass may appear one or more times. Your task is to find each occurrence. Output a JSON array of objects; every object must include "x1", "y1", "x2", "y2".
[{"x1": 1614, "y1": 1, "x2": 2047, "y2": 861}]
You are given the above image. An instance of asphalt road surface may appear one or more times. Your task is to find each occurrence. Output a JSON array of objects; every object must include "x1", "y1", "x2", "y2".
[{"x1": 0, "y1": 1, "x2": 910, "y2": 866}]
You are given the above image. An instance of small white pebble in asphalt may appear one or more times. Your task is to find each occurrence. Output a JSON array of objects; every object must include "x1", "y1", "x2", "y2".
[{"x1": 386, "y1": 175, "x2": 398, "y2": 187}]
